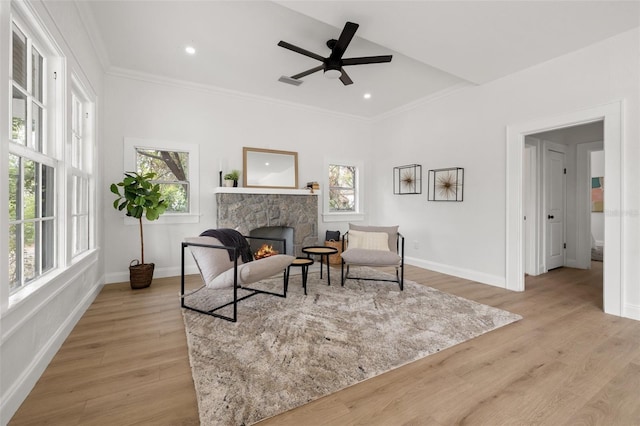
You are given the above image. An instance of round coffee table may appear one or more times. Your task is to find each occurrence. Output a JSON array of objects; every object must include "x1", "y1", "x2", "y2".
[
  {"x1": 302, "y1": 245, "x2": 339, "y2": 286},
  {"x1": 287, "y1": 257, "x2": 314, "y2": 295}
]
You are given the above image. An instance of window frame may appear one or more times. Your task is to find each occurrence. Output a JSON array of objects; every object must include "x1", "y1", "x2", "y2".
[
  {"x1": 68, "y1": 74, "x2": 94, "y2": 259},
  {"x1": 7, "y1": 14, "x2": 59, "y2": 295},
  {"x1": 322, "y1": 157, "x2": 365, "y2": 223},
  {"x1": 123, "y1": 137, "x2": 200, "y2": 225}
]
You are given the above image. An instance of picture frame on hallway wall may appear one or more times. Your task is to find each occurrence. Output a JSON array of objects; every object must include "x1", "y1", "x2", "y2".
[
  {"x1": 427, "y1": 167, "x2": 464, "y2": 202},
  {"x1": 591, "y1": 177, "x2": 604, "y2": 212}
]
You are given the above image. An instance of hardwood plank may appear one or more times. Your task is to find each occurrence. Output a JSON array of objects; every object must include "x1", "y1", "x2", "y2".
[
  {"x1": 563, "y1": 362, "x2": 640, "y2": 425},
  {"x1": 9, "y1": 263, "x2": 640, "y2": 426}
]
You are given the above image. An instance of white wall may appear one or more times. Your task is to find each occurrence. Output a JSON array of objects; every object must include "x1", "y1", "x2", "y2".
[
  {"x1": 369, "y1": 28, "x2": 639, "y2": 319},
  {"x1": 0, "y1": 1, "x2": 105, "y2": 423},
  {"x1": 102, "y1": 73, "x2": 372, "y2": 282},
  {"x1": 591, "y1": 150, "x2": 605, "y2": 245}
]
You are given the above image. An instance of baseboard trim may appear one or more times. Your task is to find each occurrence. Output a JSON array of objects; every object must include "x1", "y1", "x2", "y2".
[
  {"x1": 104, "y1": 265, "x2": 200, "y2": 285},
  {"x1": 623, "y1": 303, "x2": 640, "y2": 321},
  {"x1": 405, "y1": 257, "x2": 506, "y2": 288},
  {"x1": 1, "y1": 280, "x2": 103, "y2": 425}
]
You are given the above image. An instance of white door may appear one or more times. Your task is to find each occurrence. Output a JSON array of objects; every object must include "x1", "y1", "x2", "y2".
[{"x1": 546, "y1": 148, "x2": 566, "y2": 270}]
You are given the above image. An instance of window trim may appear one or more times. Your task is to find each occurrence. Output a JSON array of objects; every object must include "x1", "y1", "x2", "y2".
[
  {"x1": 322, "y1": 157, "x2": 365, "y2": 223},
  {"x1": 123, "y1": 137, "x2": 200, "y2": 225},
  {"x1": 8, "y1": 13, "x2": 59, "y2": 295},
  {"x1": 68, "y1": 73, "x2": 95, "y2": 259}
]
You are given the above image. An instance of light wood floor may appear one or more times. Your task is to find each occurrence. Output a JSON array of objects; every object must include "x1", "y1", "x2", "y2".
[{"x1": 10, "y1": 262, "x2": 640, "y2": 425}]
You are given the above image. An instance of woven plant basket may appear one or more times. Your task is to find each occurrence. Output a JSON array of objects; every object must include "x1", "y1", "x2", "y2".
[
  {"x1": 129, "y1": 260, "x2": 154, "y2": 289},
  {"x1": 325, "y1": 240, "x2": 343, "y2": 265}
]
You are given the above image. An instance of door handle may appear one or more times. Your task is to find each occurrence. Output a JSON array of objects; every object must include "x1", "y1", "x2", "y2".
[{"x1": 548, "y1": 215, "x2": 555, "y2": 219}]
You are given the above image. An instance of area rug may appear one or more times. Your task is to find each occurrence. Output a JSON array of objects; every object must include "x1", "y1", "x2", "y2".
[{"x1": 182, "y1": 267, "x2": 521, "y2": 425}]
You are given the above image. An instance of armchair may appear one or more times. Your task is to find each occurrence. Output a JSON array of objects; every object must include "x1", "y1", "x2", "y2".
[
  {"x1": 181, "y1": 229, "x2": 294, "y2": 322},
  {"x1": 340, "y1": 224, "x2": 405, "y2": 290}
]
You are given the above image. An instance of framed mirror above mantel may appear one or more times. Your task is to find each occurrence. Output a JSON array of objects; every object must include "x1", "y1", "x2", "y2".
[{"x1": 243, "y1": 147, "x2": 298, "y2": 189}]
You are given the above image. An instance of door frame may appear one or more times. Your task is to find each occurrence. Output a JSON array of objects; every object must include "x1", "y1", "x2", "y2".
[
  {"x1": 576, "y1": 141, "x2": 604, "y2": 269},
  {"x1": 523, "y1": 143, "x2": 539, "y2": 275},
  {"x1": 506, "y1": 101, "x2": 622, "y2": 316}
]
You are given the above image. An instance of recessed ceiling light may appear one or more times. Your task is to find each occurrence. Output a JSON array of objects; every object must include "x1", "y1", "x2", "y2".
[
  {"x1": 363, "y1": 93, "x2": 372, "y2": 100},
  {"x1": 185, "y1": 46, "x2": 196, "y2": 55}
]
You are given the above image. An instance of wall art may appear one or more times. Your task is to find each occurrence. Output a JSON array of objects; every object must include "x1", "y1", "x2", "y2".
[
  {"x1": 428, "y1": 167, "x2": 464, "y2": 201},
  {"x1": 393, "y1": 164, "x2": 422, "y2": 195}
]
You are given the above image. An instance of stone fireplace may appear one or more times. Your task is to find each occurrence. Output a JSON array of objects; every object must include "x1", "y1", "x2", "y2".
[{"x1": 215, "y1": 188, "x2": 319, "y2": 257}]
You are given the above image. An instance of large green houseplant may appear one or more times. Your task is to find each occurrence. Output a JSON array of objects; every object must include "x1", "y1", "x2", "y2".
[{"x1": 111, "y1": 172, "x2": 168, "y2": 289}]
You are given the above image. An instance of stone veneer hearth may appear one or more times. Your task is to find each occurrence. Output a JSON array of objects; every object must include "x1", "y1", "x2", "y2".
[{"x1": 215, "y1": 188, "x2": 318, "y2": 257}]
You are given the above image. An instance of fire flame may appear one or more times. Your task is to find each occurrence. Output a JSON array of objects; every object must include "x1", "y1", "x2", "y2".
[{"x1": 255, "y1": 244, "x2": 278, "y2": 259}]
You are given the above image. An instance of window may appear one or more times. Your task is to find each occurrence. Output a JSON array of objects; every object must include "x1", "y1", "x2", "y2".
[
  {"x1": 70, "y1": 86, "x2": 92, "y2": 257},
  {"x1": 9, "y1": 20, "x2": 56, "y2": 293},
  {"x1": 323, "y1": 160, "x2": 364, "y2": 222},
  {"x1": 124, "y1": 138, "x2": 199, "y2": 223},
  {"x1": 329, "y1": 164, "x2": 357, "y2": 212},
  {"x1": 136, "y1": 148, "x2": 189, "y2": 213}
]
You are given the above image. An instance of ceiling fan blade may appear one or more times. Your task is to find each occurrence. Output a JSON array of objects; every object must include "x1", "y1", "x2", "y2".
[
  {"x1": 278, "y1": 41, "x2": 325, "y2": 62},
  {"x1": 291, "y1": 65, "x2": 325, "y2": 80},
  {"x1": 330, "y1": 21, "x2": 359, "y2": 60},
  {"x1": 342, "y1": 55, "x2": 393, "y2": 66},
  {"x1": 339, "y1": 68, "x2": 353, "y2": 86}
]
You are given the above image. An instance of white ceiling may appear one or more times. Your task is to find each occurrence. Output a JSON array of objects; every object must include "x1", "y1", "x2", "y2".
[{"x1": 83, "y1": 1, "x2": 640, "y2": 118}]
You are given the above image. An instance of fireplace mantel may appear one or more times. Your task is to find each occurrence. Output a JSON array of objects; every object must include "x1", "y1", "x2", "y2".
[{"x1": 214, "y1": 187, "x2": 319, "y2": 196}]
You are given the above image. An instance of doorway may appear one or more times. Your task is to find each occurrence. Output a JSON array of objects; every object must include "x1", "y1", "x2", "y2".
[
  {"x1": 524, "y1": 122, "x2": 603, "y2": 276},
  {"x1": 506, "y1": 102, "x2": 622, "y2": 316}
]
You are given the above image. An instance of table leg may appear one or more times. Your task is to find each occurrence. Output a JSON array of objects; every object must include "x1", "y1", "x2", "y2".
[
  {"x1": 302, "y1": 265, "x2": 308, "y2": 295},
  {"x1": 284, "y1": 266, "x2": 290, "y2": 295},
  {"x1": 325, "y1": 255, "x2": 331, "y2": 286}
]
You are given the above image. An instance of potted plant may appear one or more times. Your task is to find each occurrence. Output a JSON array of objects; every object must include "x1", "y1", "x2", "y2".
[
  {"x1": 110, "y1": 172, "x2": 168, "y2": 289},
  {"x1": 223, "y1": 169, "x2": 240, "y2": 187}
]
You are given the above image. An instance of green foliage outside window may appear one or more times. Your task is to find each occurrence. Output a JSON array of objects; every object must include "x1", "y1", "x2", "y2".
[
  {"x1": 136, "y1": 149, "x2": 189, "y2": 213},
  {"x1": 329, "y1": 164, "x2": 356, "y2": 212}
]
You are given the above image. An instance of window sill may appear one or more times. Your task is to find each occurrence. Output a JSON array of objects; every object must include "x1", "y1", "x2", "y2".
[
  {"x1": 124, "y1": 213, "x2": 201, "y2": 225},
  {"x1": 5, "y1": 249, "x2": 99, "y2": 314},
  {"x1": 322, "y1": 212, "x2": 365, "y2": 223}
]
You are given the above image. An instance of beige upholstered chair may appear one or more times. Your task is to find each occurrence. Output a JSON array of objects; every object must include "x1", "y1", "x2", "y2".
[
  {"x1": 181, "y1": 231, "x2": 294, "y2": 322},
  {"x1": 340, "y1": 224, "x2": 405, "y2": 290}
]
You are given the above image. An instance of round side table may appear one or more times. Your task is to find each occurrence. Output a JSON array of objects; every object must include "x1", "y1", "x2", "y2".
[
  {"x1": 287, "y1": 257, "x2": 314, "y2": 295},
  {"x1": 301, "y1": 246, "x2": 339, "y2": 286}
]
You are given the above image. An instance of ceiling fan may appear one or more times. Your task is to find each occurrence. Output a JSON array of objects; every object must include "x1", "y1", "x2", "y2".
[{"x1": 277, "y1": 21, "x2": 392, "y2": 86}]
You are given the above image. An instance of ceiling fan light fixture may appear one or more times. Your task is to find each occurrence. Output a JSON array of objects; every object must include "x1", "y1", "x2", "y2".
[{"x1": 324, "y1": 69, "x2": 342, "y2": 79}]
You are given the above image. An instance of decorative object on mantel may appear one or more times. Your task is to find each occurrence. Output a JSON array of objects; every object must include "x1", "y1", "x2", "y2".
[
  {"x1": 223, "y1": 170, "x2": 240, "y2": 187},
  {"x1": 393, "y1": 164, "x2": 422, "y2": 195},
  {"x1": 428, "y1": 167, "x2": 464, "y2": 201},
  {"x1": 306, "y1": 181, "x2": 319, "y2": 193},
  {"x1": 110, "y1": 172, "x2": 168, "y2": 289}
]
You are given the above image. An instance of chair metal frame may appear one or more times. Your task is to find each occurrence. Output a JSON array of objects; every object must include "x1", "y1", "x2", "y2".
[
  {"x1": 181, "y1": 236, "x2": 289, "y2": 322},
  {"x1": 340, "y1": 231, "x2": 405, "y2": 291}
]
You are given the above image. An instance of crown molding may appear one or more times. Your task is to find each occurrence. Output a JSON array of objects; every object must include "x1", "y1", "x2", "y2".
[
  {"x1": 105, "y1": 66, "x2": 372, "y2": 123},
  {"x1": 372, "y1": 82, "x2": 473, "y2": 122},
  {"x1": 73, "y1": 0, "x2": 111, "y2": 71}
]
